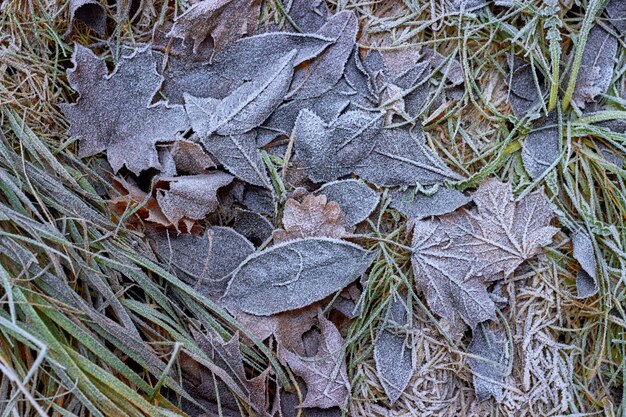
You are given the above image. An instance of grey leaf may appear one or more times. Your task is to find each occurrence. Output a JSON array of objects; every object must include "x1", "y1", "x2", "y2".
[
  {"x1": 606, "y1": 0, "x2": 626, "y2": 34},
  {"x1": 468, "y1": 325, "x2": 508, "y2": 402},
  {"x1": 242, "y1": 184, "x2": 276, "y2": 215},
  {"x1": 148, "y1": 226, "x2": 254, "y2": 296},
  {"x1": 287, "y1": 11, "x2": 358, "y2": 100},
  {"x1": 159, "y1": 32, "x2": 333, "y2": 104},
  {"x1": 257, "y1": 78, "x2": 353, "y2": 145},
  {"x1": 344, "y1": 47, "x2": 379, "y2": 104},
  {"x1": 522, "y1": 116, "x2": 560, "y2": 180},
  {"x1": 411, "y1": 219, "x2": 496, "y2": 329},
  {"x1": 154, "y1": 172, "x2": 234, "y2": 226},
  {"x1": 447, "y1": 0, "x2": 486, "y2": 13},
  {"x1": 186, "y1": 51, "x2": 296, "y2": 138},
  {"x1": 287, "y1": 0, "x2": 329, "y2": 32},
  {"x1": 507, "y1": 57, "x2": 545, "y2": 117},
  {"x1": 69, "y1": 0, "x2": 106, "y2": 35},
  {"x1": 355, "y1": 126, "x2": 462, "y2": 187},
  {"x1": 295, "y1": 109, "x2": 384, "y2": 182},
  {"x1": 60, "y1": 45, "x2": 188, "y2": 175},
  {"x1": 315, "y1": 179, "x2": 380, "y2": 226},
  {"x1": 572, "y1": 25, "x2": 617, "y2": 109},
  {"x1": 232, "y1": 208, "x2": 274, "y2": 246},
  {"x1": 390, "y1": 186, "x2": 471, "y2": 219},
  {"x1": 221, "y1": 237, "x2": 373, "y2": 315},
  {"x1": 422, "y1": 47, "x2": 464, "y2": 85},
  {"x1": 202, "y1": 131, "x2": 271, "y2": 188},
  {"x1": 392, "y1": 62, "x2": 431, "y2": 118},
  {"x1": 572, "y1": 231, "x2": 598, "y2": 298},
  {"x1": 374, "y1": 297, "x2": 414, "y2": 404}
]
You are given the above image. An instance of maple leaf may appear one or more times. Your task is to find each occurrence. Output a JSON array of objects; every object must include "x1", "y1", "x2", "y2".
[
  {"x1": 446, "y1": 179, "x2": 559, "y2": 278},
  {"x1": 148, "y1": 227, "x2": 254, "y2": 296},
  {"x1": 287, "y1": 11, "x2": 358, "y2": 100},
  {"x1": 60, "y1": 45, "x2": 188, "y2": 175},
  {"x1": 315, "y1": 179, "x2": 380, "y2": 227},
  {"x1": 221, "y1": 237, "x2": 373, "y2": 316},
  {"x1": 185, "y1": 50, "x2": 296, "y2": 138},
  {"x1": 280, "y1": 314, "x2": 350, "y2": 409},
  {"x1": 273, "y1": 194, "x2": 347, "y2": 243},
  {"x1": 374, "y1": 296, "x2": 414, "y2": 404},
  {"x1": 468, "y1": 325, "x2": 508, "y2": 402},
  {"x1": 571, "y1": 25, "x2": 617, "y2": 109},
  {"x1": 411, "y1": 218, "x2": 496, "y2": 329},
  {"x1": 154, "y1": 172, "x2": 233, "y2": 228},
  {"x1": 167, "y1": 0, "x2": 260, "y2": 53}
]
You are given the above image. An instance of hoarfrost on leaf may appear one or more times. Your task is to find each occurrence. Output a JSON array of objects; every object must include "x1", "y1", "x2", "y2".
[
  {"x1": 572, "y1": 231, "x2": 598, "y2": 298},
  {"x1": 390, "y1": 186, "x2": 471, "y2": 220},
  {"x1": 315, "y1": 179, "x2": 380, "y2": 227},
  {"x1": 468, "y1": 325, "x2": 508, "y2": 402}
]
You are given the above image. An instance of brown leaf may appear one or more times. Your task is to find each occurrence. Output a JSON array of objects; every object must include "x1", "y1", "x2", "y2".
[
  {"x1": 167, "y1": 0, "x2": 260, "y2": 53},
  {"x1": 154, "y1": 172, "x2": 233, "y2": 228},
  {"x1": 273, "y1": 194, "x2": 347, "y2": 243},
  {"x1": 280, "y1": 314, "x2": 350, "y2": 409},
  {"x1": 171, "y1": 139, "x2": 217, "y2": 175}
]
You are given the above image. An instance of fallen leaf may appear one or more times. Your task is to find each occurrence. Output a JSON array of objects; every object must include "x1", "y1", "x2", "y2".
[
  {"x1": 68, "y1": 0, "x2": 106, "y2": 35},
  {"x1": 572, "y1": 231, "x2": 598, "y2": 298},
  {"x1": 294, "y1": 109, "x2": 384, "y2": 183},
  {"x1": 148, "y1": 226, "x2": 254, "y2": 296},
  {"x1": 221, "y1": 237, "x2": 373, "y2": 315},
  {"x1": 273, "y1": 194, "x2": 347, "y2": 243},
  {"x1": 315, "y1": 179, "x2": 380, "y2": 227},
  {"x1": 166, "y1": 0, "x2": 260, "y2": 53},
  {"x1": 287, "y1": 0, "x2": 329, "y2": 32},
  {"x1": 468, "y1": 325, "x2": 508, "y2": 402},
  {"x1": 280, "y1": 314, "x2": 350, "y2": 409},
  {"x1": 422, "y1": 47, "x2": 464, "y2": 85},
  {"x1": 374, "y1": 296, "x2": 414, "y2": 404},
  {"x1": 448, "y1": 0, "x2": 486, "y2": 13},
  {"x1": 507, "y1": 57, "x2": 545, "y2": 117},
  {"x1": 232, "y1": 208, "x2": 274, "y2": 246},
  {"x1": 154, "y1": 172, "x2": 233, "y2": 227},
  {"x1": 169, "y1": 139, "x2": 217, "y2": 175},
  {"x1": 411, "y1": 218, "x2": 496, "y2": 328},
  {"x1": 355, "y1": 126, "x2": 462, "y2": 187},
  {"x1": 446, "y1": 179, "x2": 559, "y2": 278},
  {"x1": 343, "y1": 47, "x2": 379, "y2": 104},
  {"x1": 60, "y1": 45, "x2": 188, "y2": 175},
  {"x1": 606, "y1": 0, "x2": 626, "y2": 34},
  {"x1": 287, "y1": 11, "x2": 358, "y2": 100},
  {"x1": 572, "y1": 25, "x2": 617, "y2": 109},
  {"x1": 521, "y1": 116, "x2": 560, "y2": 180},
  {"x1": 159, "y1": 31, "x2": 334, "y2": 104},
  {"x1": 185, "y1": 50, "x2": 296, "y2": 137},
  {"x1": 202, "y1": 131, "x2": 271, "y2": 188},
  {"x1": 241, "y1": 184, "x2": 276, "y2": 215},
  {"x1": 390, "y1": 186, "x2": 471, "y2": 220}
]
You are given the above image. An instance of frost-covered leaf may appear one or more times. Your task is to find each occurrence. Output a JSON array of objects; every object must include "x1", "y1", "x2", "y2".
[
  {"x1": 522, "y1": 116, "x2": 560, "y2": 180},
  {"x1": 186, "y1": 51, "x2": 296, "y2": 138},
  {"x1": 154, "y1": 172, "x2": 233, "y2": 227},
  {"x1": 448, "y1": 0, "x2": 486, "y2": 13},
  {"x1": 390, "y1": 186, "x2": 471, "y2": 219},
  {"x1": 159, "y1": 32, "x2": 334, "y2": 104},
  {"x1": 273, "y1": 194, "x2": 347, "y2": 243},
  {"x1": 446, "y1": 179, "x2": 559, "y2": 278},
  {"x1": 507, "y1": 57, "x2": 545, "y2": 117},
  {"x1": 422, "y1": 47, "x2": 464, "y2": 85},
  {"x1": 148, "y1": 227, "x2": 254, "y2": 296},
  {"x1": 60, "y1": 45, "x2": 188, "y2": 175},
  {"x1": 202, "y1": 131, "x2": 271, "y2": 188},
  {"x1": 391, "y1": 62, "x2": 431, "y2": 119},
  {"x1": 572, "y1": 25, "x2": 617, "y2": 109},
  {"x1": 355, "y1": 126, "x2": 462, "y2": 187},
  {"x1": 171, "y1": 139, "x2": 217, "y2": 174},
  {"x1": 232, "y1": 208, "x2": 274, "y2": 246},
  {"x1": 287, "y1": 0, "x2": 329, "y2": 32},
  {"x1": 374, "y1": 297, "x2": 414, "y2": 404},
  {"x1": 572, "y1": 231, "x2": 598, "y2": 298},
  {"x1": 606, "y1": 0, "x2": 626, "y2": 33},
  {"x1": 294, "y1": 109, "x2": 384, "y2": 182},
  {"x1": 221, "y1": 237, "x2": 373, "y2": 315},
  {"x1": 241, "y1": 184, "x2": 276, "y2": 215},
  {"x1": 287, "y1": 11, "x2": 358, "y2": 100},
  {"x1": 280, "y1": 314, "x2": 350, "y2": 409},
  {"x1": 167, "y1": 0, "x2": 260, "y2": 53},
  {"x1": 344, "y1": 47, "x2": 379, "y2": 103},
  {"x1": 69, "y1": 0, "x2": 106, "y2": 34},
  {"x1": 468, "y1": 325, "x2": 508, "y2": 402},
  {"x1": 315, "y1": 179, "x2": 380, "y2": 227},
  {"x1": 411, "y1": 219, "x2": 496, "y2": 328},
  {"x1": 257, "y1": 79, "x2": 353, "y2": 145}
]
